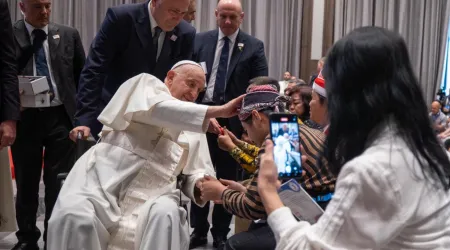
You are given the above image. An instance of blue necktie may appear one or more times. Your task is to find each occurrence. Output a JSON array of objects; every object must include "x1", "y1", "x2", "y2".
[
  {"x1": 213, "y1": 36, "x2": 230, "y2": 104},
  {"x1": 33, "y1": 29, "x2": 54, "y2": 101}
]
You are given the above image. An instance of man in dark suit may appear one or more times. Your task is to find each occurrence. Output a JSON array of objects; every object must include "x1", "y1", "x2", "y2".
[
  {"x1": 11, "y1": 0, "x2": 85, "y2": 249},
  {"x1": 190, "y1": 0, "x2": 268, "y2": 248},
  {"x1": 0, "y1": 0, "x2": 20, "y2": 150},
  {"x1": 71, "y1": 0, "x2": 196, "y2": 140}
]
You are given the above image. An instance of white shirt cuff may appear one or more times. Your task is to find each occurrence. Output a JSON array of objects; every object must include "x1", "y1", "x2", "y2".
[{"x1": 267, "y1": 207, "x2": 299, "y2": 242}]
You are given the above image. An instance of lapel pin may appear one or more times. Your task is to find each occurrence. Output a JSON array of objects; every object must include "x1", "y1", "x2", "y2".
[
  {"x1": 238, "y1": 43, "x2": 244, "y2": 52},
  {"x1": 170, "y1": 34, "x2": 178, "y2": 41},
  {"x1": 53, "y1": 34, "x2": 60, "y2": 40}
]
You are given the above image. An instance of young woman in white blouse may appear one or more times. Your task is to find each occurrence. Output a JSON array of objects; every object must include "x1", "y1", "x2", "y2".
[{"x1": 257, "y1": 26, "x2": 450, "y2": 249}]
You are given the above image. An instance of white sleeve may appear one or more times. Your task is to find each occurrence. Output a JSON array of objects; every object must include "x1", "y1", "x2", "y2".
[
  {"x1": 132, "y1": 100, "x2": 209, "y2": 134},
  {"x1": 98, "y1": 73, "x2": 209, "y2": 133},
  {"x1": 180, "y1": 131, "x2": 216, "y2": 207},
  {"x1": 267, "y1": 159, "x2": 406, "y2": 250}
]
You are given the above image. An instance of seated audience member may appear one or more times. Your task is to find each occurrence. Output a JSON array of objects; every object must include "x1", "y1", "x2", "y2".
[
  {"x1": 304, "y1": 73, "x2": 329, "y2": 132},
  {"x1": 201, "y1": 84, "x2": 336, "y2": 250},
  {"x1": 287, "y1": 85, "x2": 312, "y2": 124},
  {"x1": 217, "y1": 79, "x2": 321, "y2": 176},
  {"x1": 442, "y1": 94, "x2": 450, "y2": 114},
  {"x1": 438, "y1": 118, "x2": 450, "y2": 139},
  {"x1": 283, "y1": 79, "x2": 298, "y2": 96},
  {"x1": 47, "y1": 61, "x2": 243, "y2": 250},
  {"x1": 241, "y1": 76, "x2": 281, "y2": 144},
  {"x1": 430, "y1": 101, "x2": 448, "y2": 133},
  {"x1": 257, "y1": 26, "x2": 450, "y2": 249},
  {"x1": 279, "y1": 71, "x2": 291, "y2": 94}
]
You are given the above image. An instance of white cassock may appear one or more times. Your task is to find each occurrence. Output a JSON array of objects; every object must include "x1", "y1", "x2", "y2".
[{"x1": 47, "y1": 73, "x2": 216, "y2": 250}]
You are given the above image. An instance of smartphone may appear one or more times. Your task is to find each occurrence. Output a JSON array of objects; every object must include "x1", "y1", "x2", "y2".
[{"x1": 269, "y1": 113, "x2": 302, "y2": 179}]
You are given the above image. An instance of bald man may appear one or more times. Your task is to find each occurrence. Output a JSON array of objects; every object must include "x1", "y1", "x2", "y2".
[
  {"x1": 430, "y1": 101, "x2": 448, "y2": 133},
  {"x1": 47, "y1": 61, "x2": 244, "y2": 250},
  {"x1": 191, "y1": 0, "x2": 268, "y2": 248},
  {"x1": 183, "y1": 0, "x2": 196, "y2": 23}
]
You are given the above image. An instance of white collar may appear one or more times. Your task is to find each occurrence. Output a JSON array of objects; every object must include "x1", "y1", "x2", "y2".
[
  {"x1": 218, "y1": 28, "x2": 239, "y2": 44},
  {"x1": 24, "y1": 19, "x2": 48, "y2": 38},
  {"x1": 148, "y1": 1, "x2": 159, "y2": 32}
]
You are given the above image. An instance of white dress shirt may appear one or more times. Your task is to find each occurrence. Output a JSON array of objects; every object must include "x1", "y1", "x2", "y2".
[
  {"x1": 148, "y1": 1, "x2": 165, "y2": 61},
  {"x1": 279, "y1": 80, "x2": 288, "y2": 94},
  {"x1": 268, "y1": 122, "x2": 450, "y2": 249},
  {"x1": 24, "y1": 20, "x2": 62, "y2": 106},
  {"x1": 202, "y1": 29, "x2": 239, "y2": 103}
]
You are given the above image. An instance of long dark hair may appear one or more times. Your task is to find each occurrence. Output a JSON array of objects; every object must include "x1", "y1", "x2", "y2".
[{"x1": 323, "y1": 26, "x2": 450, "y2": 189}]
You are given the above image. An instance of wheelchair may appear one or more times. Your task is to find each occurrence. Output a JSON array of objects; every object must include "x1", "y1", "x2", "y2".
[{"x1": 57, "y1": 131, "x2": 97, "y2": 188}]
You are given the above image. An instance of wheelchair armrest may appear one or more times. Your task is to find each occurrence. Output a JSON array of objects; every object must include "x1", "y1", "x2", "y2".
[{"x1": 57, "y1": 173, "x2": 69, "y2": 181}]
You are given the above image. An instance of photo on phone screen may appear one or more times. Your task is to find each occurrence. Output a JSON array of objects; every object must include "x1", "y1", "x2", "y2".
[{"x1": 269, "y1": 113, "x2": 302, "y2": 179}]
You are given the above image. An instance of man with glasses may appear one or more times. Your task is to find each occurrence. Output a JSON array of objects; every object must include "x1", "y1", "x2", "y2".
[{"x1": 72, "y1": 0, "x2": 196, "y2": 140}]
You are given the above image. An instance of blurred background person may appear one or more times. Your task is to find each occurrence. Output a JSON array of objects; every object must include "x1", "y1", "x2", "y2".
[
  {"x1": 279, "y1": 71, "x2": 291, "y2": 94},
  {"x1": 309, "y1": 56, "x2": 325, "y2": 85},
  {"x1": 430, "y1": 100, "x2": 448, "y2": 133},
  {"x1": 183, "y1": 0, "x2": 196, "y2": 23}
]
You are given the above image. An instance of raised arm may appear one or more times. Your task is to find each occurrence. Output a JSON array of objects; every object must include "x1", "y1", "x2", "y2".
[{"x1": 96, "y1": 74, "x2": 243, "y2": 134}]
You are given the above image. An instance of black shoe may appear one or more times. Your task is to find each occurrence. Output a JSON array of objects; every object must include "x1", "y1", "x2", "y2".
[
  {"x1": 11, "y1": 242, "x2": 39, "y2": 250},
  {"x1": 213, "y1": 236, "x2": 226, "y2": 249},
  {"x1": 189, "y1": 232, "x2": 208, "y2": 249}
]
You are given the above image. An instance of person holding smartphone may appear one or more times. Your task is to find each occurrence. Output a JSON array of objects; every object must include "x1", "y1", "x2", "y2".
[
  {"x1": 257, "y1": 26, "x2": 450, "y2": 249},
  {"x1": 200, "y1": 82, "x2": 336, "y2": 250}
]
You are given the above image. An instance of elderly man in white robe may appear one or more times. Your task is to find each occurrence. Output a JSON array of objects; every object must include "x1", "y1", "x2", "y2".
[{"x1": 47, "y1": 61, "x2": 243, "y2": 250}]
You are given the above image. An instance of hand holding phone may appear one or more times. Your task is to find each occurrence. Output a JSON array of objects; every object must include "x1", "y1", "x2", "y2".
[{"x1": 269, "y1": 113, "x2": 302, "y2": 179}]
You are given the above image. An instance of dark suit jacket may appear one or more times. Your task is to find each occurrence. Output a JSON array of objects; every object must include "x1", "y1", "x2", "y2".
[
  {"x1": 193, "y1": 29, "x2": 268, "y2": 137},
  {"x1": 0, "y1": 0, "x2": 20, "y2": 122},
  {"x1": 13, "y1": 20, "x2": 85, "y2": 124},
  {"x1": 75, "y1": 1, "x2": 196, "y2": 136}
]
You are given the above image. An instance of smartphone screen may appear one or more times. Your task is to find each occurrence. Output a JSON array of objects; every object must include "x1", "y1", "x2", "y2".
[{"x1": 269, "y1": 113, "x2": 302, "y2": 178}]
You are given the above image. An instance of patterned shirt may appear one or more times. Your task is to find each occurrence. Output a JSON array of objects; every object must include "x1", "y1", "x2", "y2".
[
  {"x1": 229, "y1": 142, "x2": 259, "y2": 173},
  {"x1": 222, "y1": 124, "x2": 336, "y2": 220}
]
